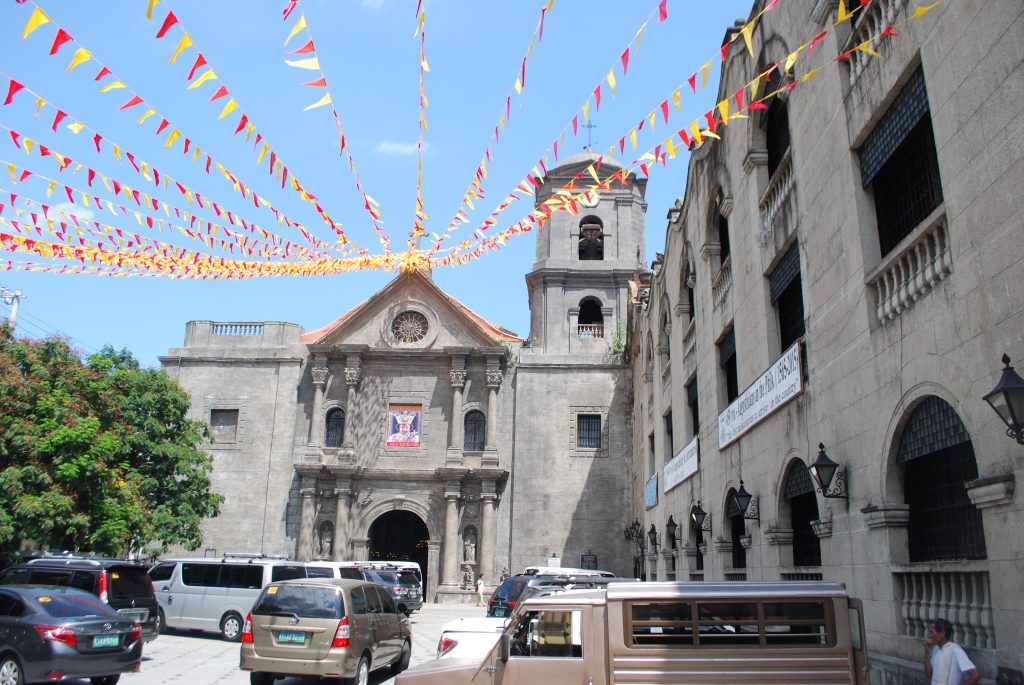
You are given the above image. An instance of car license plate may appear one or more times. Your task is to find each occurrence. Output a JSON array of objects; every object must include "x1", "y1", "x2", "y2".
[
  {"x1": 493, "y1": 608, "x2": 506, "y2": 617},
  {"x1": 278, "y1": 631, "x2": 306, "y2": 644},
  {"x1": 117, "y1": 609, "x2": 148, "y2": 622},
  {"x1": 93, "y1": 634, "x2": 120, "y2": 648}
]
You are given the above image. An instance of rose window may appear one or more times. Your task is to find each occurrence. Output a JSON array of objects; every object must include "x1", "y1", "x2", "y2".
[{"x1": 392, "y1": 311, "x2": 429, "y2": 343}]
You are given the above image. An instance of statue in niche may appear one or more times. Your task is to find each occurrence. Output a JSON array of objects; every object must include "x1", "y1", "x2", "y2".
[
  {"x1": 463, "y1": 527, "x2": 477, "y2": 563},
  {"x1": 462, "y1": 564, "x2": 474, "y2": 589},
  {"x1": 317, "y1": 521, "x2": 334, "y2": 558}
]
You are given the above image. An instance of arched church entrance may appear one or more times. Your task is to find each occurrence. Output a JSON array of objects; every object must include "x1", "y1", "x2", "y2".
[{"x1": 368, "y1": 511, "x2": 430, "y2": 592}]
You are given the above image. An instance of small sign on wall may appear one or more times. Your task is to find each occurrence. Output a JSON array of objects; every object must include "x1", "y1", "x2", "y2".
[
  {"x1": 664, "y1": 436, "x2": 698, "y2": 493},
  {"x1": 387, "y1": 404, "x2": 422, "y2": 447},
  {"x1": 718, "y1": 342, "x2": 803, "y2": 449},
  {"x1": 645, "y1": 473, "x2": 659, "y2": 508}
]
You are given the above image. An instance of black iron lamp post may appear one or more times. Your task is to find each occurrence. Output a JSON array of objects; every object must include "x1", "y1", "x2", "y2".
[
  {"x1": 647, "y1": 524, "x2": 660, "y2": 554},
  {"x1": 809, "y1": 443, "x2": 847, "y2": 498},
  {"x1": 732, "y1": 480, "x2": 759, "y2": 521},
  {"x1": 690, "y1": 501, "x2": 708, "y2": 533},
  {"x1": 984, "y1": 354, "x2": 1024, "y2": 445}
]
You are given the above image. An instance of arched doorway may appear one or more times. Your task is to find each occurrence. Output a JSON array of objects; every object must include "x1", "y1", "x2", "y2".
[
  {"x1": 368, "y1": 511, "x2": 430, "y2": 592},
  {"x1": 783, "y1": 461, "x2": 821, "y2": 567}
]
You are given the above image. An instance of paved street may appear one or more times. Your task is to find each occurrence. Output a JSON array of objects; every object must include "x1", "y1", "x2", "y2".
[{"x1": 69, "y1": 603, "x2": 482, "y2": 685}]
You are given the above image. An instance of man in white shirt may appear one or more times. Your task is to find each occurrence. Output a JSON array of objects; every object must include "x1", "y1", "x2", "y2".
[{"x1": 923, "y1": 618, "x2": 981, "y2": 685}]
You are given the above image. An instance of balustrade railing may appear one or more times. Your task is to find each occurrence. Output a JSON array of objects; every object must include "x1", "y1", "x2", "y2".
[
  {"x1": 682, "y1": 319, "x2": 696, "y2": 367},
  {"x1": 847, "y1": 0, "x2": 907, "y2": 86},
  {"x1": 870, "y1": 214, "x2": 952, "y2": 324},
  {"x1": 724, "y1": 572, "x2": 748, "y2": 582},
  {"x1": 211, "y1": 322, "x2": 264, "y2": 336},
  {"x1": 712, "y1": 259, "x2": 733, "y2": 311},
  {"x1": 577, "y1": 324, "x2": 604, "y2": 338},
  {"x1": 895, "y1": 570, "x2": 996, "y2": 649},
  {"x1": 757, "y1": 152, "x2": 795, "y2": 245}
]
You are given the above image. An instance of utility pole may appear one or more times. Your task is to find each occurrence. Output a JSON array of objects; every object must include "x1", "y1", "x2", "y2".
[{"x1": 0, "y1": 286, "x2": 25, "y2": 331}]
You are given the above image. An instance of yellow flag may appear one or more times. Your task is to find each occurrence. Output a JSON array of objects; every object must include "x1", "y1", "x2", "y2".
[
  {"x1": 837, "y1": 0, "x2": 851, "y2": 22},
  {"x1": 672, "y1": 88, "x2": 681, "y2": 112},
  {"x1": 285, "y1": 57, "x2": 320, "y2": 70},
  {"x1": 421, "y1": 57, "x2": 430, "y2": 72},
  {"x1": 100, "y1": 80, "x2": 126, "y2": 93},
  {"x1": 303, "y1": 92, "x2": 331, "y2": 111},
  {"x1": 607, "y1": 69, "x2": 617, "y2": 94},
  {"x1": 514, "y1": 78, "x2": 522, "y2": 95},
  {"x1": 187, "y1": 69, "x2": 217, "y2": 89},
  {"x1": 700, "y1": 60, "x2": 712, "y2": 90},
  {"x1": 649, "y1": 110, "x2": 656, "y2": 129},
  {"x1": 146, "y1": 0, "x2": 160, "y2": 20},
  {"x1": 689, "y1": 120, "x2": 703, "y2": 144},
  {"x1": 6, "y1": 164, "x2": 16, "y2": 184},
  {"x1": 34, "y1": 98, "x2": 46, "y2": 118},
  {"x1": 67, "y1": 121, "x2": 85, "y2": 134},
  {"x1": 856, "y1": 41, "x2": 881, "y2": 58},
  {"x1": 911, "y1": 1, "x2": 943, "y2": 19},
  {"x1": 802, "y1": 68, "x2": 820, "y2": 82},
  {"x1": 586, "y1": 165, "x2": 600, "y2": 184},
  {"x1": 629, "y1": 129, "x2": 637, "y2": 151},
  {"x1": 633, "y1": 21, "x2": 647, "y2": 58},
  {"x1": 170, "y1": 33, "x2": 193, "y2": 64},
  {"x1": 285, "y1": 14, "x2": 307, "y2": 46},
  {"x1": 665, "y1": 137, "x2": 677, "y2": 159},
  {"x1": 717, "y1": 99, "x2": 730, "y2": 122},
  {"x1": 740, "y1": 21, "x2": 755, "y2": 55},
  {"x1": 137, "y1": 108, "x2": 155, "y2": 124},
  {"x1": 46, "y1": 180, "x2": 57, "y2": 198},
  {"x1": 67, "y1": 48, "x2": 92, "y2": 73},
  {"x1": 582, "y1": 100, "x2": 589, "y2": 124},
  {"x1": 164, "y1": 129, "x2": 181, "y2": 149},
  {"x1": 218, "y1": 98, "x2": 238, "y2": 119},
  {"x1": 112, "y1": 144, "x2": 122, "y2": 161},
  {"x1": 784, "y1": 47, "x2": 802, "y2": 74},
  {"x1": 21, "y1": 7, "x2": 51, "y2": 39}
]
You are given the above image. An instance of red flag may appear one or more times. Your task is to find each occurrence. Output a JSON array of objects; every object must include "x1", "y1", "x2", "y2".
[
  {"x1": 282, "y1": 0, "x2": 298, "y2": 20},
  {"x1": 720, "y1": 43, "x2": 730, "y2": 62},
  {"x1": 9, "y1": 130, "x2": 21, "y2": 149},
  {"x1": 183, "y1": 138, "x2": 191, "y2": 153},
  {"x1": 118, "y1": 95, "x2": 144, "y2": 111},
  {"x1": 87, "y1": 169, "x2": 95, "y2": 186},
  {"x1": 621, "y1": 48, "x2": 630, "y2": 76},
  {"x1": 734, "y1": 87, "x2": 745, "y2": 112},
  {"x1": 234, "y1": 114, "x2": 249, "y2": 135},
  {"x1": 657, "y1": 0, "x2": 668, "y2": 22},
  {"x1": 156, "y1": 11, "x2": 179, "y2": 38},
  {"x1": 660, "y1": 100, "x2": 670, "y2": 123},
  {"x1": 520, "y1": 57, "x2": 527, "y2": 89},
  {"x1": 302, "y1": 77, "x2": 327, "y2": 87},
  {"x1": 51, "y1": 110, "x2": 68, "y2": 132},
  {"x1": 539, "y1": 6, "x2": 547, "y2": 39},
  {"x1": 49, "y1": 28, "x2": 73, "y2": 55},
  {"x1": 156, "y1": 119, "x2": 170, "y2": 135},
  {"x1": 126, "y1": 152, "x2": 140, "y2": 172},
  {"x1": 289, "y1": 39, "x2": 315, "y2": 54},
  {"x1": 705, "y1": 112, "x2": 717, "y2": 133},
  {"x1": 553, "y1": 139, "x2": 559, "y2": 161},
  {"x1": 131, "y1": 189, "x2": 141, "y2": 205},
  {"x1": 187, "y1": 54, "x2": 207, "y2": 80},
  {"x1": 687, "y1": 73, "x2": 697, "y2": 93},
  {"x1": 94, "y1": 66, "x2": 111, "y2": 81},
  {"x1": 112, "y1": 180, "x2": 121, "y2": 195},
  {"x1": 619, "y1": 137, "x2": 625, "y2": 154},
  {"x1": 3, "y1": 80, "x2": 24, "y2": 106},
  {"x1": 64, "y1": 186, "x2": 74, "y2": 203},
  {"x1": 205, "y1": 155, "x2": 212, "y2": 174},
  {"x1": 640, "y1": 163, "x2": 649, "y2": 177},
  {"x1": 152, "y1": 168, "x2": 160, "y2": 186},
  {"x1": 93, "y1": 133, "x2": 102, "y2": 152},
  {"x1": 572, "y1": 115, "x2": 579, "y2": 136},
  {"x1": 594, "y1": 85, "x2": 602, "y2": 111},
  {"x1": 269, "y1": 151, "x2": 277, "y2": 174},
  {"x1": 208, "y1": 85, "x2": 229, "y2": 102}
]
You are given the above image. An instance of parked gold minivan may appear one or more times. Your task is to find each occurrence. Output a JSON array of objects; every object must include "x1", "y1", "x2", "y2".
[
  {"x1": 397, "y1": 580, "x2": 870, "y2": 685},
  {"x1": 240, "y1": 578, "x2": 412, "y2": 685}
]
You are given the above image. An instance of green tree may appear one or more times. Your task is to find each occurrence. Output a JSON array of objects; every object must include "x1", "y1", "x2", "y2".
[{"x1": 0, "y1": 327, "x2": 222, "y2": 558}]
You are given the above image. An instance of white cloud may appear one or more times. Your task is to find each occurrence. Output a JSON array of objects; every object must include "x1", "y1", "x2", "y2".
[
  {"x1": 376, "y1": 140, "x2": 421, "y2": 156},
  {"x1": 52, "y1": 202, "x2": 94, "y2": 224},
  {"x1": 362, "y1": 0, "x2": 385, "y2": 10}
]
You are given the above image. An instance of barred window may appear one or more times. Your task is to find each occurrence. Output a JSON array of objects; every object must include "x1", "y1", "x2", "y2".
[
  {"x1": 784, "y1": 462, "x2": 821, "y2": 567},
  {"x1": 577, "y1": 414, "x2": 602, "y2": 449},
  {"x1": 860, "y1": 67, "x2": 943, "y2": 257},
  {"x1": 718, "y1": 330, "x2": 738, "y2": 404},
  {"x1": 210, "y1": 409, "x2": 238, "y2": 443},
  {"x1": 686, "y1": 376, "x2": 699, "y2": 438},
  {"x1": 324, "y1": 408, "x2": 345, "y2": 448},
  {"x1": 762, "y1": 67, "x2": 791, "y2": 178},
  {"x1": 464, "y1": 410, "x2": 486, "y2": 451},
  {"x1": 714, "y1": 192, "x2": 730, "y2": 262},
  {"x1": 770, "y1": 242, "x2": 805, "y2": 352}
]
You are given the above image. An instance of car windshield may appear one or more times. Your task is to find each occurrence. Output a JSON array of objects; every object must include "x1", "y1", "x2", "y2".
[
  {"x1": 374, "y1": 571, "x2": 399, "y2": 584},
  {"x1": 109, "y1": 566, "x2": 153, "y2": 599},
  {"x1": 253, "y1": 585, "x2": 344, "y2": 619},
  {"x1": 397, "y1": 571, "x2": 419, "y2": 585},
  {"x1": 35, "y1": 592, "x2": 118, "y2": 618},
  {"x1": 494, "y1": 577, "x2": 529, "y2": 602}
]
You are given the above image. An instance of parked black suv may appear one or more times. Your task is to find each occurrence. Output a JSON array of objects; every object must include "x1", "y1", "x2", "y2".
[
  {"x1": 360, "y1": 566, "x2": 423, "y2": 615},
  {"x1": 0, "y1": 556, "x2": 160, "y2": 642},
  {"x1": 487, "y1": 573, "x2": 631, "y2": 618}
]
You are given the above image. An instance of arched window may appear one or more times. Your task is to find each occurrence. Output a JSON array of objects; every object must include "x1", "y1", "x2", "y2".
[
  {"x1": 578, "y1": 298, "x2": 604, "y2": 338},
  {"x1": 464, "y1": 410, "x2": 486, "y2": 452},
  {"x1": 899, "y1": 396, "x2": 986, "y2": 561},
  {"x1": 578, "y1": 216, "x2": 604, "y2": 260},
  {"x1": 714, "y1": 191, "x2": 730, "y2": 263},
  {"x1": 762, "y1": 66, "x2": 791, "y2": 178},
  {"x1": 726, "y1": 491, "x2": 747, "y2": 569},
  {"x1": 784, "y1": 461, "x2": 821, "y2": 566},
  {"x1": 324, "y1": 407, "x2": 345, "y2": 448}
]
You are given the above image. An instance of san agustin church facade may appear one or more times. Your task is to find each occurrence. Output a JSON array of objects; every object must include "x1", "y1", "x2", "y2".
[
  {"x1": 163, "y1": 1, "x2": 1024, "y2": 680},
  {"x1": 160, "y1": 152, "x2": 643, "y2": 604}
]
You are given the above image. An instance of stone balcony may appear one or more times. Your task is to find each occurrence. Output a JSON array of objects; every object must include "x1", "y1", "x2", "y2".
[{"x1": 868, "y1": 210, "x2": 952, "y2": 324}]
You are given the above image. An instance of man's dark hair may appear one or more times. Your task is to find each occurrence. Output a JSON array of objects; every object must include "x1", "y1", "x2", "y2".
[{"x1": 930, "y1": 618, "x2": 954, "y2": 639}]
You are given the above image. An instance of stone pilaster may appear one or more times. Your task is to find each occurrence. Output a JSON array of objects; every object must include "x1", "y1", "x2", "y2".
[
  {"x1": 297, "y1": 478, "x2": 317, "y2": 562},
  {"x1": 484, "y1": 367, "x2": 502, "y2": 460},
  {"x1": 333, "y1": 481, "x2": 352, "y2": 560},
  {"x1": 342, "y1": 361, "x2": 362, "y2": 451},
  {"x1": 441, "y1": 491, "x2": 461, "y2": 587},
  {"x1": 479, "y1": 489, "x2": 497, "y2": 584}
]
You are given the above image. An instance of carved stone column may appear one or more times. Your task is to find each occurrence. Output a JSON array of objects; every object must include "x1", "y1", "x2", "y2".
[
  {"x1": 449, "y1": 368, "x2": 467, "y2": 453},
  {"x1": 479, "y1": 489, "x2": 497, "y2": 584},
  {"x1": 441, "y1": 491, "x2": 461, "y2": 586},
  {"x1": 309, "y1": 366, "x2": 329, "y2": 447},
  {"x1": 343, "y1": 363, "x2": 362, "y2": 450},
  {"x1": 297, "y1": 478, "x2": 317, "y2": 562},
  {"x1": 333, "y1": 482, "x2": 352, "y2": 561},
  {"x1": 484, "y1": 368, "x2": 502, "y2": 451}
]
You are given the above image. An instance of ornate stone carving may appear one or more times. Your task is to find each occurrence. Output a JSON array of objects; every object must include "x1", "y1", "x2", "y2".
[
  {"x1": 450, "y1": 369, "x2": 467, "y2": 387},
  {"x1": 486, "y1": 370, "x2": 503, "y2": 387},
  {"x1": 355, "y1": 488, "x2": 374, "y2": 509},
  {"x1": 316, "y1": 521, "x2": 334, "y2": 558},
  {"x1": 311, "y1": 367, "x2": 329, "y2": 386},
  {"x1": 344, "y1": 367, "x2": 363, "y2": 385}
]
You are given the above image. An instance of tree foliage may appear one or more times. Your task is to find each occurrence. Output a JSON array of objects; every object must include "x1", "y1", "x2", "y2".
[{"x1": 0, "y1": 326, "x2": 222, "y2": 558}]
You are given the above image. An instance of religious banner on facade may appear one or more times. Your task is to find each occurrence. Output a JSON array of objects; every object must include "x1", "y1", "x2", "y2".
[
  {"x1": 644, "y1": 473, "x2": 658, "y2": 508},
  {"x1": 663, "y1": 435, "x2": 698, "y2": 492},
  {"x1": 718, "y1": 342, "x2": 803, "y2": 449},
  {"x1": 387, "y1": 403, "x2": 422, "y2": 447}
]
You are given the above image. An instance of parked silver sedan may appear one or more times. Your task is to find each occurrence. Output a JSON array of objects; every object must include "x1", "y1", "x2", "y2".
[{"x1": 0, "y1": 585, "x2": 142, "y2": 685}]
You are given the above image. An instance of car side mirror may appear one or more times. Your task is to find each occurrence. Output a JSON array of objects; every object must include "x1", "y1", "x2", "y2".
[{"x1": 499, "y1": 632, "x2": 510, "y2": 663}]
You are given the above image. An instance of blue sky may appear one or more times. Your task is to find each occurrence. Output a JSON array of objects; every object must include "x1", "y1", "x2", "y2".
[{"x1": 0, "y1": 0, "x2": 753, "y2": 366}]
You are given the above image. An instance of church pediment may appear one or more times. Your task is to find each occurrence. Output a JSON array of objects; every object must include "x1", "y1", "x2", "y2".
[{"x1": 299, "y1": 271, "x2": 521, "y2": 351}]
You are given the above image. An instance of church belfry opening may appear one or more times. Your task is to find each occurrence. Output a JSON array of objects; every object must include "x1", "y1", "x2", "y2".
[{"x1": 579, "y1": 215, "x2": 604, "y2": 260}]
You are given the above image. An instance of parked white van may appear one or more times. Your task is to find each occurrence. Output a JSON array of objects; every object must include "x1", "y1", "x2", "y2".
[
  {"x1": 397, "y1": 581, "x2": 870, "y2": 685},
  {"x1": 148, "y1": 554, "x2": 307, "y2": 641}
]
